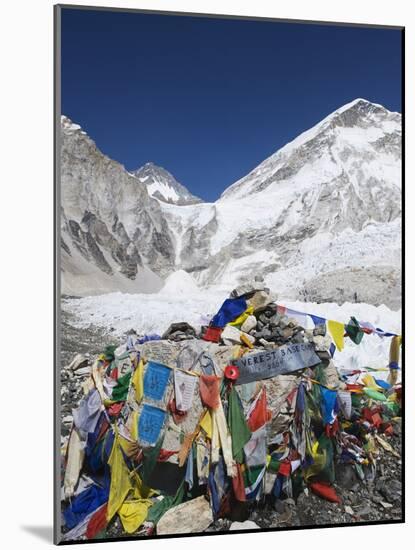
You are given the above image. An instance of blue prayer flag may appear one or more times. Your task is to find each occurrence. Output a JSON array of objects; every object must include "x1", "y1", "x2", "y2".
[
  {"x1": 310, "y1": 314, "x2": 326, "y2": 327},
  {"x1": 138, "y1": 404, "x2": 167, "y2": 446},
  {"x1": 143, "y1": 361, "x2": 171, "y2": 401}
]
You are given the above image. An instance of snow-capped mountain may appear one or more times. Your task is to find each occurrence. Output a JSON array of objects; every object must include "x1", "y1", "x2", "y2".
[
  {"x1": 60, "y1": 99, "x2": 401, "y2": 308},
  {"x1": 60, "y1": 116, "x2": 175, "y2": 295},
  {"x1": 131, "y1": 162, "x2": 202, "y2": 205}
]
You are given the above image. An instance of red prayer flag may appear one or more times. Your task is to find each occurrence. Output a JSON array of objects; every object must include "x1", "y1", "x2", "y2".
[
  {"x1": 232, "y1": 463, "x2": 246, "y2": 502},
  {"x1": 247, "y1": 388, "x2": 271, "y2": 432},
  {"x1": 86, "y1": 504, "x2": 108, "y2": 539},
  {"x1": 310, "y1": 482, "x2": 341, "y2": 503},
  {"x1": 199, "y1": 375, "x2": 221, "y2": 409}
]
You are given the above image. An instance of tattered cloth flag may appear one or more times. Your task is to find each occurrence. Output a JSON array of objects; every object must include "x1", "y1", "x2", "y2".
[
  {"x1": 337, "y1": 390, "x2": 352, "y2": 419},
  {"x1": 246, "y1": 388, "x2": 271, "y2": 432},
  {"x1": 199, "y1": 375, "x2": 221, "y2": 409},
  {"x1": 143, "y1": 361, "x2": 171, "y2": 402},
  {"x1": 286, "y1": 308, "x2": 311, "y2": 329},
  {"x1": 174, "y1": 370, "x2": 197, "y2": 412},
  {"x1": 211, "y1": 297, "x2": 247, "y2": 328},
  {"x1": 138, "y1": 404, "x2": 167, "y2": 446},
  {"x1": 111, "y1": 371, "x2": 132, "y2": 402},
  {"x1": 310, "y1": 314, "x2": 326, "y2": 327},
  {"x1": 244, "y1": 464, "x2": 267, "y2": 500},
  {"x1": 244, "y1": 425, "x2": 267, "y2": 467},
  {"x1": 73, "y1": 389, "x2": 103, "y2": 434},
  {"x1": 309, "y1": 481, "x2": 341, "y2": 503},
  {"x1": 320, "y1": 386, "x2": 338, "y2": 425},
  {"x1": 228, "y1": 387, "x2": 251, "y2": 464},
  {"x1": 345, "y1": 316, "x2": 364, "y2": 345},
  {"x1": 328, "y1": 320, "x2": 345, "y2": 352}
]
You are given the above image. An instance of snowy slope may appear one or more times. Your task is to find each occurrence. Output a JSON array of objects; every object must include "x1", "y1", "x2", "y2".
[
  {"x1": 159, "y1": 98, "x2": 401, "y2": 307},
  {"x1": 131, "y1": 162, "x2": 202, "y2": 205},
  {"x1": 63, "y1": 282, "x2": 401, "y2": 375}
]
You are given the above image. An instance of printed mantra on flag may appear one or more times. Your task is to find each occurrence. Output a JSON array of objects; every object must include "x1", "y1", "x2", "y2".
[{"x1": 234, "y1": 343, "x2": 321, "y2": 385}]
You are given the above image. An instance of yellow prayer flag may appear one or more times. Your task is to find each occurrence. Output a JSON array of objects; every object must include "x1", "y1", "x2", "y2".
[
  {"x1": 118, "y1": 499, "x2": 153, "y2": 533},
  {"x1": 107, "y1": 436, "x2": 134, "y2": 522},
  {"x1": 328, "y1": 320, "x2": 345, "y2": 351},
  {"x1": 200, "y1": 409, "x2": 213, "y2": 438},
  {"x1": 228, "y1": 306, "x2": 254, "y2": 327},
  {"x1": 132, "y1": 358, "x2": 144, "y2": 403},
  {"x1": 361, "y1": 374, "x2": 383, "y2": 391}
]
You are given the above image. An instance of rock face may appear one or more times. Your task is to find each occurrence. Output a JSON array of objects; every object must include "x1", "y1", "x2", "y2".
[
  {"x1": 60, "y1": 98, "x2": 401, "y2": 307},
  {"x1": 60, "y1": 116, "x2": 174, "y2": 295},
  {"x1": 131, "y1": 162, "x2": 202, "y2": 205}
]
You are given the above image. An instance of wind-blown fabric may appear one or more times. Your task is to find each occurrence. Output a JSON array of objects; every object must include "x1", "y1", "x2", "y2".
[
  {"x1": 111, "y1": 371, "x2": 132, "y2": 402},
  {"x1": 328, "y1": 320, "x2": 345, "y2": 352},
  {"x1": 211, "y1": 297, "x2": 248, "y2": 328},
  {"x1": 199, "y1": 375, "x2": 221, "y2": 409},
  {"x1": 228, "y1": 387, "x2": 251, "y2": 464},
  {"x1": 211, "y1": 400, "x2": 235, "y2": 477},
  {"x1": 246, "y1": 388, "x2": 270, "y2": 432},
  {"x1": 244, "y1": 426, "x2": 267, "y2": 467},
  {"x1": 320, "y1": 387, "x2": 338, "y2": 425},
  {"x1": 73, "y1": 389, "x2": 103, "y2": 434},
  {"x1": 345, "y1": 317, "x2": 364, "y2": 345},
  {"x1": 310, "y1": 314, "x2": 326, "y2": 327},
  {"x1": 63, "y1": 483, "x2": 109, "y2": 530},
  {"x1": 64, "y1": 427, "x2": 87, "y2": 499}
]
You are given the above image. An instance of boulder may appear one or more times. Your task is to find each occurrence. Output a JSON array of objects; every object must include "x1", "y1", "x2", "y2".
[
  {"x1": 156, "y1": 496, "x2": 213, "y2": 535},
  {"x1": 241, "y1": 315, "x2": 257, "y2": 333},
  {"x1": 229, "y1": 520, "x2": 260, "y2": 531}
]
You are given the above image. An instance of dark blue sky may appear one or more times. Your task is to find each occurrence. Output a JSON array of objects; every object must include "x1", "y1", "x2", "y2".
[{"x1": 61, "y1": 8, "x2": 402, "y2": 201}]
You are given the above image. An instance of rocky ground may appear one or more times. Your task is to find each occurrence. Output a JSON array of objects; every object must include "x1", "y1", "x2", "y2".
[
  {"x1": 60, "y1": 300, "x2": 118, "y2": 437},
  {"x1": 59, "y1": 300, "x2": 403, "y2": 537}
]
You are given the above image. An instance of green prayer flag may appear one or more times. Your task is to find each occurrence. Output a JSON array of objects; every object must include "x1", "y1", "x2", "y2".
[
  {"x1": 111, "y1": 371, "x2": 132, "y2": 402},
  {"x1": 147, "y1": 480, "x2": 185, "y2": 525},
  {"x1": 228, "y1": 387, "x2": 251, "y2": 463},
  {"x1": 345, "y1": 316, "x2": 364, "y2": 345}
]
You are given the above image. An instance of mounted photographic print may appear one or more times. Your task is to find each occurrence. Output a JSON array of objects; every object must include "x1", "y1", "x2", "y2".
[{"x1": 54, "y1": 4, "x2": 404, "y2": 544}]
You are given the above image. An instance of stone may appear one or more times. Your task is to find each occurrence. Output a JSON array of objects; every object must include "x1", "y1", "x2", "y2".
[
  {"x1": 162, "y1": 322, "x2": 196, "y2": 341},
  {"x1": 156, "y1": 495, "x2": 213, "y2": 535},
  {"x1": 231, "y1": 282, "x2": 266, "y2": 299},
  {"x1": 255, "y1": 328, "x2": 272, "y2": 340},
  {"x1": 291, "y1": 332, "x2": 305, "y2": 344},
  {"x1": 282, "y1": 328, "x2": 294, "y2": 340},
  {"x1": 312, "y1": 335, "x2": 332, "y2": 351},
  {"x1": 378, "y1": 479, "x2": 402, "y2": 503},
  {"x1": 313, "y1": 323, "x2": 327, "y2": 336},
  {"x1": 380, "y1": 501, "x2": 393, "y2": 509},
  {"x1": 221, "y1": 325, "x2": 243, "y2": 345},
  {"x1": 74, "y1": 365, "x2": 91, "y2": 377},
  {"x1": 279, "y1": 316, "x2": 290, "y2": 328},
  {"x1": 68, "y1": 353, "x2": 89, "y2": 371},
  {"x1": 259, "y1": 338, "x2": 274, "y2": 349},
  {"x1": 229, "y1": 520, "x2": 260, "y2": 531},
  {"x1": 241, "y1": 315, "x2": 257, "y2": 333},
  {"x1": 344, "y1": 505, "x2": 354, "y2": 515},
  {"x1": 335, "y1": 463, "x2": 359, "y2": 490},
  {"x1": 248, "y1": 290, "x2": 276, "y2": 311}
]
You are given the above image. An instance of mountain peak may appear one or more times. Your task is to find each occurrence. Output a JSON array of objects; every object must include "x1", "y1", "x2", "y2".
[
  {"x1": 131, "y1": 163, "x2": 202, "y2": 205},
  {"x1": 220, "y1": 98, "x2": 401, "y2": 201}
]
